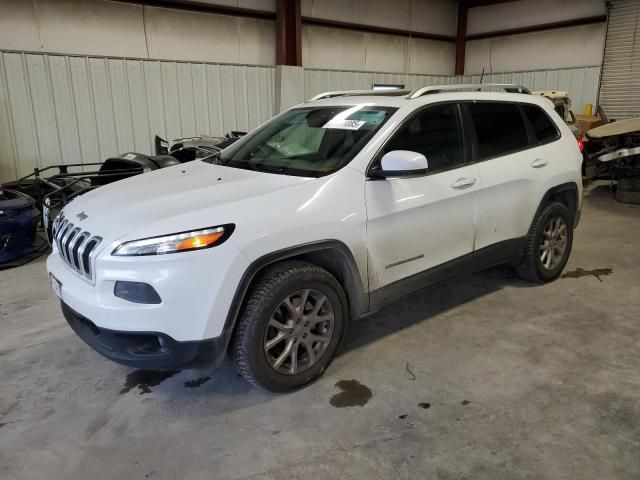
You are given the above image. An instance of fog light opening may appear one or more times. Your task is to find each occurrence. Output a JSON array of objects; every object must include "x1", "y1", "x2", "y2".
[{"x1": 114, "y1": 281, "x2": 162, "y2": 304}]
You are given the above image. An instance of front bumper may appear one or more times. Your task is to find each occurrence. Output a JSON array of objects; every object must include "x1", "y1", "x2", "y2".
[
  {"x1": 61, "y1": 302, "x2": 227, "y2": 369},
  {"x1": 46, "y1": 237, "x2": 249, "y2": 341}
]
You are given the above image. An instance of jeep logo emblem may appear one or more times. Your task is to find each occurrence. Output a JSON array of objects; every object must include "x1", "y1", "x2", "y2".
[{"x1": 76, "y1": 211, "x2": 88, "y2": 221}]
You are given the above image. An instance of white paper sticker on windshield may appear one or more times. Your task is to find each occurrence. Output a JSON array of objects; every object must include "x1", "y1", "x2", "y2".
[
  {"x1": 124, "y1": 153, "x2": 137, "y2": 160},
  {"x1": 323, "y1": 119, "x2": 366, "y2": 130}
]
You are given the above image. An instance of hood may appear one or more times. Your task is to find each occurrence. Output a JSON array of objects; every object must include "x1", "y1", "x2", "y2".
[
  {"x1": 588, "y1": 117, "x2": 640, "y2": 139},
  {"x1": 59, "y1": 161, "x2": 313, "y2": 245}
]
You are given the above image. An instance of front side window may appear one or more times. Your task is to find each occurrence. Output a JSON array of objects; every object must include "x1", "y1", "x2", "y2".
[
  {"x1": 468, "y1": 102, "x2": 529, "y2": 160},
  {"x1": 211, "y1": 106, "x2": 396, "y2": 177},
  {"x1": 523, "y1": 104, "x2": 560, "y2": 144},
  {"x1": 381, "y1": 103, "x2": 464, "y2": 173}
]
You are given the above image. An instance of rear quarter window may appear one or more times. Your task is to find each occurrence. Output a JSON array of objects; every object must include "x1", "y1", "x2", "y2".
[
  {"x1": 468, "y1": 102, "x2": 529, "y2": 160},
  {"x1": 523, "y1": 104, "x2": 561, "y2": 144}
]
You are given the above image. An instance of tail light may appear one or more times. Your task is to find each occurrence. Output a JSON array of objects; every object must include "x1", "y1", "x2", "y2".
[{"x1": 577, "y1": 137, "x2": 585, "y2": 152}]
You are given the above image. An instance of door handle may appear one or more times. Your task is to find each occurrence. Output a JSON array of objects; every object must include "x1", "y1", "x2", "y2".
[
  {"x1": 451, "y1": 177, "x2": 477, "y2": 189},
  {"x1": 531, "y1": 158, "x2": 548, "y2": 168}
]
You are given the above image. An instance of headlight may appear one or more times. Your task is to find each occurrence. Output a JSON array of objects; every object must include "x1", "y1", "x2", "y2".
[{"x1": 112, "y1": 224, "x2": 234, "y2": 256}]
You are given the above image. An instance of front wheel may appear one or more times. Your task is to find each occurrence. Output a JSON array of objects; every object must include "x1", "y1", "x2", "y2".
[
  {"x1": 516, "y1": 202, "x2": 574, "y2": 283},
  {"x1": 232, "y1": 260, "x2": 347, "y2": 392}
]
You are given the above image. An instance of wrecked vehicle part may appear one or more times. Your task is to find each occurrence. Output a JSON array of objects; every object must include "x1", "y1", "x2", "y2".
[
  {"x1": 3, "y1": 131, "x2": 248, "y2": 237},
  {"x1": 587, "y1": 117, "x2": 640, "y2": 139},
  {"x1": 533, "y1": 90, "x2": 581, "y2": 139},
  {"x1": 617, "y1": 177, "x2": 640, "y2": 204},
  {"x1": 5, "y1": 131, "x2": 246, "y2": 209},
  {"x1": 597, "y1": 146, "x2": 640, "y2": 163},
  {"x1": 584, "y1": 118, "x2": 640, "y2": 202},
  {"x1": 41, "y1": 153, "x2": 178, "y2": 237},
  {"x1": 534, "y1": 90, "x2": 589, "y2": 176},
  {"x1": 586, "y1": 140, "x2": 640, "y2": 181},
  {"x1": 154, "y1": 132, "x2": 246, "y2": 162},
  {"x1": 2, "y1": 164, "x2": 97, "y2": 207},
  {"x1": 0, "y1": 188, "x2": 48, "y2": 270}
]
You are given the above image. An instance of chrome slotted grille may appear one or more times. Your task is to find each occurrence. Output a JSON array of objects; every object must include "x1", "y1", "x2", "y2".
[{"x1": 51, "y1": 214, "x2": 102, "y2": 281}]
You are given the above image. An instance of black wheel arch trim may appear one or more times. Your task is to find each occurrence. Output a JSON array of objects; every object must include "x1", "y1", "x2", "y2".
[
  {"x1": 538, "y1": 182, "x2": 581, "y2": 227},
  {"x1": 219, "y1": 240, "x2": 367, "y2": 355}
]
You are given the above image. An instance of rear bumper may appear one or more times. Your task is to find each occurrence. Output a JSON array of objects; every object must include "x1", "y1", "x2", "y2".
[{"x1": 61, "y1": 302, "x2": 227, "y2": 370}]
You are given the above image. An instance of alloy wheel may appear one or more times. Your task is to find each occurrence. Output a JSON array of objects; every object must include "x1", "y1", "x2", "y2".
[
  {"x1": 263, "y1": 289, "x2": 335, "y2": 375},
  {"x1": 539, "y1": 215, "x2": 568, "y2": 270}
]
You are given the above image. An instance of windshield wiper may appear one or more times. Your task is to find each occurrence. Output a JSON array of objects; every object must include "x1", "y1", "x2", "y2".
[
  {"x1": 218, "y1": 159, "x2": 286, "y2": 174},
  {"x1": 201, "y1": 150, "x2": 222, "y2": 164},
  {"x1": 212, "y1": 157, "x2": 314, "y2": 177}
]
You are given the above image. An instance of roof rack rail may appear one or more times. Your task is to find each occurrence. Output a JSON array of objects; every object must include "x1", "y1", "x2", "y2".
[
  {"x1": 407, "y1": 83, "x2": 531, "y2": 99},
  {"x1": 308, "y1": 89, "x2": 410, "y2": 102}
]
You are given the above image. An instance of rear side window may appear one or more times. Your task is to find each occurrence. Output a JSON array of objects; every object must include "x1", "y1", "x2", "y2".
[
  {"x1": 468, "y1": 102, "x2": 529, "y2": 160},
  {"x1": 523, "y1": 104, "x2": 560, "y2": 144}
]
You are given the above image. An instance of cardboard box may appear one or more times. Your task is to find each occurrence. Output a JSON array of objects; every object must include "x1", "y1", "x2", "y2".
[{"x1": 576, "y1": 114, "x2": 605, "y2": 134}]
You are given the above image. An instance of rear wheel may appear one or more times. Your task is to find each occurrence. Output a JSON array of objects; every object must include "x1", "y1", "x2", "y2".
[
  {"x1": 232, "y1": 260, "x2": 347, "y2": 392},
  {"x1": 516, "y1": 202, "x2": 574, "y2": 283}
]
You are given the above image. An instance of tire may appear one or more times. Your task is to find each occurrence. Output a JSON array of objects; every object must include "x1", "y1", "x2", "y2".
[
  {"x1": 516, "y1": 202, "x2": 574, "y2": 283},
  {"x1": 232, "y1": 260, "x2": 348, "y2": 392},
  {"x1": 616, "y1": 177, "x2": 640, "y2": 204}
]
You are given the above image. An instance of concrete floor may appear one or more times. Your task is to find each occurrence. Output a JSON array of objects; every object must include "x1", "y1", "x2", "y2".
[{"x1": 1, "y1": 183, "x2": 639, "y2": 480}]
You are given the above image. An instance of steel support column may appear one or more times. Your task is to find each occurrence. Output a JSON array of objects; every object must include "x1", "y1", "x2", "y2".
[
  {"x1": 276, "y1": 0, "x2": 302, "y2": 66},
  {"x1": 455, "y1": 0, "x2": 469, "y2": 75}
]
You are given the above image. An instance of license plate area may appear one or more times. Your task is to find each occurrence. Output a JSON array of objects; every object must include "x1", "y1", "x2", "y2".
[{"x1": 50, "y1": 274, "x2": 62, "y2": 300}]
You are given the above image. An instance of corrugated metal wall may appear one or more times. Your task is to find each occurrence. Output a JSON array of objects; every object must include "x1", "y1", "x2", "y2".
[
  {"x1": 0, "y1": 51, "x2": 600, "y2": 183},
  {"x1": 304, "y1": 65, "x2": 600, "y2": 114},
  {"x1": 459, "y1": 66, "x2": 602, "y2": 115},
  {"x1": 304, "y1": 69, "x2": 452, "y2": 98},
  {"x1": 0, "y1": 51, "x2": 275, "y2": 182},
  {"x1": 598, "y1": 0, "x2": 640, "y2": 120}
]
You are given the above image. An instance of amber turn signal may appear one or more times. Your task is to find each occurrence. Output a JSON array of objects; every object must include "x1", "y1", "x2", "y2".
[{"x1": 175, "y1": 231, "x2": 224, "y2": 251}]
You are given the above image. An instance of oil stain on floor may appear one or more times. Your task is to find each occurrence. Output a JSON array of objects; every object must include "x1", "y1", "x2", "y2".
[
  {"x1": 119, "y1": 370, "x2": 181, "y2": 395},
  {"x1": 562, "y1": 267, "x2": 613, "y2": 282},
  {"x1": 329, "y1": 379, "x2": 372, "y2": 408},
  {"x1": 184, "y1": 376, "x2": 211, "y2": 388}
]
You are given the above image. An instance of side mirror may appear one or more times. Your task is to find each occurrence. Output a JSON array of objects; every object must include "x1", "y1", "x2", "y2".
[{"x1": 373, "y1": 150, "x2": 428, "y2": 178}]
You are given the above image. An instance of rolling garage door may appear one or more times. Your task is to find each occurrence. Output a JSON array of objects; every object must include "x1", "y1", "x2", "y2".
[{"x1": 598, "y1": 0, "x2": 640, "y2": 120}]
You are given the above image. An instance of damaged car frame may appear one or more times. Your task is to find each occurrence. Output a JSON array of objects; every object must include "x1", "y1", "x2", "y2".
[{"x1": 2, "y1": 132, "x2": 246, "y2": 236}]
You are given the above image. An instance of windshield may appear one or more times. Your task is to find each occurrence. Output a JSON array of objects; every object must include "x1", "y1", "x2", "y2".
[{"x1": 207, "y1": 105, "x2": 397, "y2": 177}]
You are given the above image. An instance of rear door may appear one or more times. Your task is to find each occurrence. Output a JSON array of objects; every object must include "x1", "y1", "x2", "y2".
[{"x1": 466, "y1": 101, "x2": 558, "y2": 256}]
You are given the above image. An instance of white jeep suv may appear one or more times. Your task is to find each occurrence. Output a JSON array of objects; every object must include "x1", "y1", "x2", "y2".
[{"x1": 47, "y1": 84, "x2": 583, "y2": 391}]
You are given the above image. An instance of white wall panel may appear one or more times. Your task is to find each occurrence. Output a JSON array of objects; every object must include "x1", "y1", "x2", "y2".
[
  {"x1": 467, "y1": 0, "x2": 606, "y2": 35},
  {"x1": 409, "y1": 0, "x2": 457, "y2": 37},
  {"x1": 0, "y1": 0, "x2": 275, "y2": 66},
  {"x1": 0, "y1": 0, "x2": 149, "y2": 58},
  {"x1": 301, "y1": 0, "x2": 456, "y2": 37},
  {"x1": 153, "y1": 0, "x2": 276, "y2": 11},
  {"x1": 302, "y1": 25, "x2": 455, "y2": 75},
  {"x1": 409, "y1": 38, "x2": 456, "y2": 75},
  {"x1": 145, "y1": 6, "x2": 276, "y2": 65},
  {"x1": 0, "y1": 52, "x2": 275, "y2": 182},
  {"x1": 0, "y1": 0, "x2": 42, "y2": 52},
  {"x1": 460, "y1": 66, "x2": 602, "y2": 114},
  {"x1": 303, "y1": 69, "x2": 452, "y2": 100},
  {"x1": 465, "y1": 24, "x2": 606, "y2": 75}
]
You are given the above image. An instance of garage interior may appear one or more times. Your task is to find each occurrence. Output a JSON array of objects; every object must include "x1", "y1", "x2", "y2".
[{"x1": 1, "y1": 1, "x2": 639, "y2": 479}]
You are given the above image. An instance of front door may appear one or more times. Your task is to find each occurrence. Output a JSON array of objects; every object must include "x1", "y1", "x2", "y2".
[{"x1": 365, "y1": 102, "x2": 481, "y2": 295}]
